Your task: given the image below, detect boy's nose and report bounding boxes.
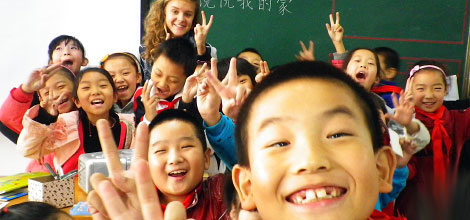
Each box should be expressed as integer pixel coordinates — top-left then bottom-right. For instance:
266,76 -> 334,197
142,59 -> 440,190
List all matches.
290,141 -> 331,175
167,149 -> 184,165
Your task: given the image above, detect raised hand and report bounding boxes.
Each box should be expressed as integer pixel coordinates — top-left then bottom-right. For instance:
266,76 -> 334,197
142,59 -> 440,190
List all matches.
295,40 -> 315,61
39,88 -> 59,116
325,12 -> 345,54
396,139 -> 417,168
87,120 -> 188,220
194,11 -> 214,56
386,77 -> 415,129
254,61 -> 270,83
21,63 -> 62,94
205,58 -> 250,121
196,59 -> 222,126
141,80 -> 159,122
182,63 -> 207,103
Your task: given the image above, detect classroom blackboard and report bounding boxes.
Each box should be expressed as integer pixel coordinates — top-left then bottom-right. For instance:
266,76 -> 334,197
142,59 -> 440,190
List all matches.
143,0 -> 469,96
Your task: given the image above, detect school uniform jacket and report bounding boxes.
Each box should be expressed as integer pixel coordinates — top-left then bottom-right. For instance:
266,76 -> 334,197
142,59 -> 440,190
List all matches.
17,106 -> 135,173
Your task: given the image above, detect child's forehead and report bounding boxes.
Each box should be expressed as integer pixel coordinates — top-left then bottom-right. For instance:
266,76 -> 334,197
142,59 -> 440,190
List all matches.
55,39 -> 78,48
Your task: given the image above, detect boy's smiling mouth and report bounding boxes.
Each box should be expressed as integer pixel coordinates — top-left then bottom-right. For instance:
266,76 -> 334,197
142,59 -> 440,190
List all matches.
62,59 -> 74,69
287,186 -> 346,205
168,169 -> 187,177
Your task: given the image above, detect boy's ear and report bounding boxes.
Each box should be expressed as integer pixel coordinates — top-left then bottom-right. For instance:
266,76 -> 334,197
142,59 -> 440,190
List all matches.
81,58 -> 89,66
375,146 -> 396,193
232,165 -> 256,211
203,148 -> 211,170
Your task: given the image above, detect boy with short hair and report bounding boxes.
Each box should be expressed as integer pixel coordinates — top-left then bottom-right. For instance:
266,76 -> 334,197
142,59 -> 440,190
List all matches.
231,61 -> 406,219
87,109 -> 230,220
135,38 -> 200,124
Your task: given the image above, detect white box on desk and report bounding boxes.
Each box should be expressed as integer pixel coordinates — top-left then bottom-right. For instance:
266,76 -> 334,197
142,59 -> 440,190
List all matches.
28,175 -> 74,208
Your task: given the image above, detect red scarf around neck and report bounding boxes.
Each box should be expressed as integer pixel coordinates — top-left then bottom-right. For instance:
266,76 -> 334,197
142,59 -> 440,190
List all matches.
415,106 -> 452,195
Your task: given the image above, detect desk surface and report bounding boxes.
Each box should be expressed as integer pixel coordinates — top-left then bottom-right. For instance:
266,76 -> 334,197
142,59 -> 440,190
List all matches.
7,177 -> 91,220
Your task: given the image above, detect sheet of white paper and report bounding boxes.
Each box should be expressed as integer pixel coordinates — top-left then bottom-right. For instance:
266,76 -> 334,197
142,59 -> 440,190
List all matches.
388,128 -> 403,157
444,75 -> 459,101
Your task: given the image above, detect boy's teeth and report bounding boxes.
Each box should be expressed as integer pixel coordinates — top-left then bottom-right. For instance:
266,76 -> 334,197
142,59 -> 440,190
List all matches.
315,188 -> 327,199
288,187 -> 344,205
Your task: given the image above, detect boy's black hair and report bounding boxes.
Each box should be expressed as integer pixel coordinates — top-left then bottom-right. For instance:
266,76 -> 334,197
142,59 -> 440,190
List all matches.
0,201 -> 70,220
73,67 -> 116,100
148,109 -> 207,151
374,47 -> 400,69
152,38 -> 197,77
342,48 -> 381,80
235,61 -> 384,167
48,35 -> 86,60
216,57 -> 257,86
236,48 -> 263,60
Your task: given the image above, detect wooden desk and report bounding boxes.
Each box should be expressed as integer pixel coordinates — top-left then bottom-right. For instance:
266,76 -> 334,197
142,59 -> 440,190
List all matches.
7,177 -> 91,220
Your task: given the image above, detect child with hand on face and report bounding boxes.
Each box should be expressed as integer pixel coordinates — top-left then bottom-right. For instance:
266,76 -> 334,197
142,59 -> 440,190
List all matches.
17,68 -> 134,174
140,0 -> 216,81
100,52 -> 143,114
0,35 -> 88,143
87,109 -> 230,220
395,61 -> 470,220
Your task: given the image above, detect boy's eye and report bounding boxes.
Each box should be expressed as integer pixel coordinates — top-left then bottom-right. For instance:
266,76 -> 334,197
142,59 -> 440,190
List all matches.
81,86 -> 90,90
416,87 -> 424,92
154,149 -> 166,154
55,47 -> 62,51
71,46 -> 78,50
327,132 -> 350,139
123,72 -> 130,76
182,145 -> 193,149
100,84 -> 109,88
368,62 -> 375,65
240,79 -> 247,84
269,141 -> 290,148
58,85 -> 65,89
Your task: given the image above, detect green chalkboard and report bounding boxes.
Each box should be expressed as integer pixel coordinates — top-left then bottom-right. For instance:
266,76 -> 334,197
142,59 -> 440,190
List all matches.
198,0 -> 469,95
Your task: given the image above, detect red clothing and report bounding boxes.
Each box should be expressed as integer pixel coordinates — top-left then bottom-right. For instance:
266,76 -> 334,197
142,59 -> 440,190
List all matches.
396,107 -> 470,219
160,174 -> 229,220
0,86 -> 34,135
369,209 -> 407,220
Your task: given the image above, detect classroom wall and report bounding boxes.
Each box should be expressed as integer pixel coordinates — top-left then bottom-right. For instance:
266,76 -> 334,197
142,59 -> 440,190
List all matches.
0,0 -> 141,175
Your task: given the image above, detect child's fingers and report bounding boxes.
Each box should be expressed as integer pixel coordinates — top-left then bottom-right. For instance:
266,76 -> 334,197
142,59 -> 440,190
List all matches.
329,13 -> 334,25
87,189 -> 109,220
391,93 -> 400,108
133,159 -> 164,220
227,57 -> 238,87
299,41 -> 307,52
97,180 -> 133,220
335,11 -> 340,24
325,23 -> 331,32
206,15 -> 214,30
205,69 -> 225,96
163,202 -> 187,220
309,41 -> 314,52
96,119 -> 125,176
201,11 -> 206,25
133,121 -> 150,162
43,62 -> 63,74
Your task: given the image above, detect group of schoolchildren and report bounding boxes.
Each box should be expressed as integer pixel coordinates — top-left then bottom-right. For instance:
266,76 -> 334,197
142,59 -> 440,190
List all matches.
0,1 -> 469,220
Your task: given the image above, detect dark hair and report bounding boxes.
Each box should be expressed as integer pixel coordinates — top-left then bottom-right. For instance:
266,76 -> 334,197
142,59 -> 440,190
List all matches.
236,48 -> 263,61
99,52 -> 143,75
48,35 -> 86,61
235,61 -> 384,167
374,47 -> 400,69
342,48 -> 381,81
0,201 -> 71,220
216,58 -> 257,86
148,109 -> 207,151
410,60 -> 449,89
152,38 -> 197,77
73,67 -> 116,100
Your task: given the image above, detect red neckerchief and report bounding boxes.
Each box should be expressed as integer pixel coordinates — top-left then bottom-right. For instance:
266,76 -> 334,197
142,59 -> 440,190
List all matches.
369,209 -> 407,220
371,85 -> 402,95
160,181 -> 203,213
157,97 -> 181,114
415,106 -> 452,195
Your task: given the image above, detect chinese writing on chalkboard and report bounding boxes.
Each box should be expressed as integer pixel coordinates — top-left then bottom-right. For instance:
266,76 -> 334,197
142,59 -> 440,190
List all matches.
201,0 -> 293,15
